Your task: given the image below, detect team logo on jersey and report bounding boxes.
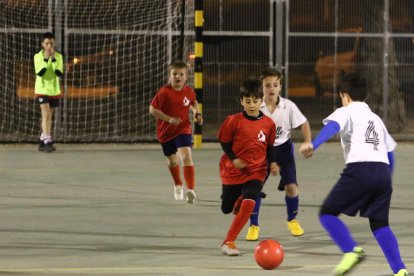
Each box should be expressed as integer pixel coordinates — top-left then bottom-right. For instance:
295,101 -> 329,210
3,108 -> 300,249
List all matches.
258,130 -> 266,143
365,121 -> 379,151
183,97 -> 190,106
276,126 -> 282,139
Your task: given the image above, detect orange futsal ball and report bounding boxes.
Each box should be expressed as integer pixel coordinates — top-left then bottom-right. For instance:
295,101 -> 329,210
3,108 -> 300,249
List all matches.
254,239 -> 284,270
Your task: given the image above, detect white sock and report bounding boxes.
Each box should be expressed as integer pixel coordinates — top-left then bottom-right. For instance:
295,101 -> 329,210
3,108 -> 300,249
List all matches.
44,136 -> 52,144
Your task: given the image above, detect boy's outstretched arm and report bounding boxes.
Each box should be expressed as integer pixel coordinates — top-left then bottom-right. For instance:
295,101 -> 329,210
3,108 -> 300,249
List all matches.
300,120 -> 312,143
300,121 -> 340,158
312,120 -> 340,149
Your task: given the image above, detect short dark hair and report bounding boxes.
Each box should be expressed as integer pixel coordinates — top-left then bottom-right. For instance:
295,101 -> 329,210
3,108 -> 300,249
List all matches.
259,67 -> 283,83
240,79 -> 263,100
42,32 -> 54,41
339,73 -> 367,101
168,60 -> 188,73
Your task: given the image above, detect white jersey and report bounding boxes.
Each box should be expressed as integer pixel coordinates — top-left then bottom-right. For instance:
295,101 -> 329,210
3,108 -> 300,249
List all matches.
260,96 -> 307,146
323,102 -> 397,164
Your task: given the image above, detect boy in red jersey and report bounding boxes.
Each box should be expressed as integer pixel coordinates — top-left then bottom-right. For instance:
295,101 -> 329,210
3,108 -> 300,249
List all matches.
218,79 -> 279,256
149,61 -> 203,204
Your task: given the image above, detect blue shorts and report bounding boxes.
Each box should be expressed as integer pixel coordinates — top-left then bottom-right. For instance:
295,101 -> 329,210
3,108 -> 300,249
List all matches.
265,140 -> 297,191
323,162 -> 392,221
161,134 -> 192,156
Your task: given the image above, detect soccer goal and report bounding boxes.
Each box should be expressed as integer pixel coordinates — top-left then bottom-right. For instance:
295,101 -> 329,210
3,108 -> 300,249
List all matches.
0,0 -> 194,142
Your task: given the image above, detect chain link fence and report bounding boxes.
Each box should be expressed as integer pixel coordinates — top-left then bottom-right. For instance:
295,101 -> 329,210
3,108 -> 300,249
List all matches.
1,0 -> 413,142
203,0 -> 414,140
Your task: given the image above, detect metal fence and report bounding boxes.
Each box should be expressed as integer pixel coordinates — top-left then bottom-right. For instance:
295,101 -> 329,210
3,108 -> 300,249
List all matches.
1,0 -> 413,142
203,0 -> 414,140
0,0 -> 194,142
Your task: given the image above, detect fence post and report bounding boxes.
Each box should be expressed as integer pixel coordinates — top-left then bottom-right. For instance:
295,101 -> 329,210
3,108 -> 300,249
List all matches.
193,0 -> 203,148
382,0 -> 390,124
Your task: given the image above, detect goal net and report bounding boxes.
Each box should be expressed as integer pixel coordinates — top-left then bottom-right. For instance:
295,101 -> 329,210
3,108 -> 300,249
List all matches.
0,0 -> 194,142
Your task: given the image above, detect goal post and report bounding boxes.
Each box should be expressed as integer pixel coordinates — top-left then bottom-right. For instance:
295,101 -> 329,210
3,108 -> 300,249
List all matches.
193,0 -> 203,149
0,0 -> 194,142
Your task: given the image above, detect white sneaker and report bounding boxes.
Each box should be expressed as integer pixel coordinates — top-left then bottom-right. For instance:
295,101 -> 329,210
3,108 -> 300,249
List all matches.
186,189 -> 196,204
221,241 -> 240,256
174,185 -> 183,200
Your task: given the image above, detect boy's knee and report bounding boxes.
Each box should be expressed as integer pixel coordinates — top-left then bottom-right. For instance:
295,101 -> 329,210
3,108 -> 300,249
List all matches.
319,205 -> 340,217
181,156 -> 193,165
168,161 -> 179,167
167,158 -> 179,168
369,218 -> 389,232
221,203 -> 233,214
167,156 -> 179,167
243,190 -> 260,200
179,151 -> 193,165
285,183 -> 298,196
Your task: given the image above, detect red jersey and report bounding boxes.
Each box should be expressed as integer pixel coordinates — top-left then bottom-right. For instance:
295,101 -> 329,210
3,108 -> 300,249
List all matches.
218,111 -> 276,185
151,85 -> 196,143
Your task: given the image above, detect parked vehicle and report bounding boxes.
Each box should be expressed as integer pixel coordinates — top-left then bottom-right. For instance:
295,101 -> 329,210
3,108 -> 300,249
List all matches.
314,28 -> 414,97
314,28 -> 360,96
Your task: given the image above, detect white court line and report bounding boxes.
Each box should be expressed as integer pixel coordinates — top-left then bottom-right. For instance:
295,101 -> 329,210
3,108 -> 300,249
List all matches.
0,263 -> 412,273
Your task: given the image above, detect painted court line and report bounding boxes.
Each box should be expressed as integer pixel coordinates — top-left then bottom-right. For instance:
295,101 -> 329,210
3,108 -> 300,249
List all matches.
1,262 -> 411,273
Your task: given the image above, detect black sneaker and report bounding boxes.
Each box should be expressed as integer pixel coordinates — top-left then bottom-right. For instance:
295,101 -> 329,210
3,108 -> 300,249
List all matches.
39,141 -> 46,152
44,142 -> 56,153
